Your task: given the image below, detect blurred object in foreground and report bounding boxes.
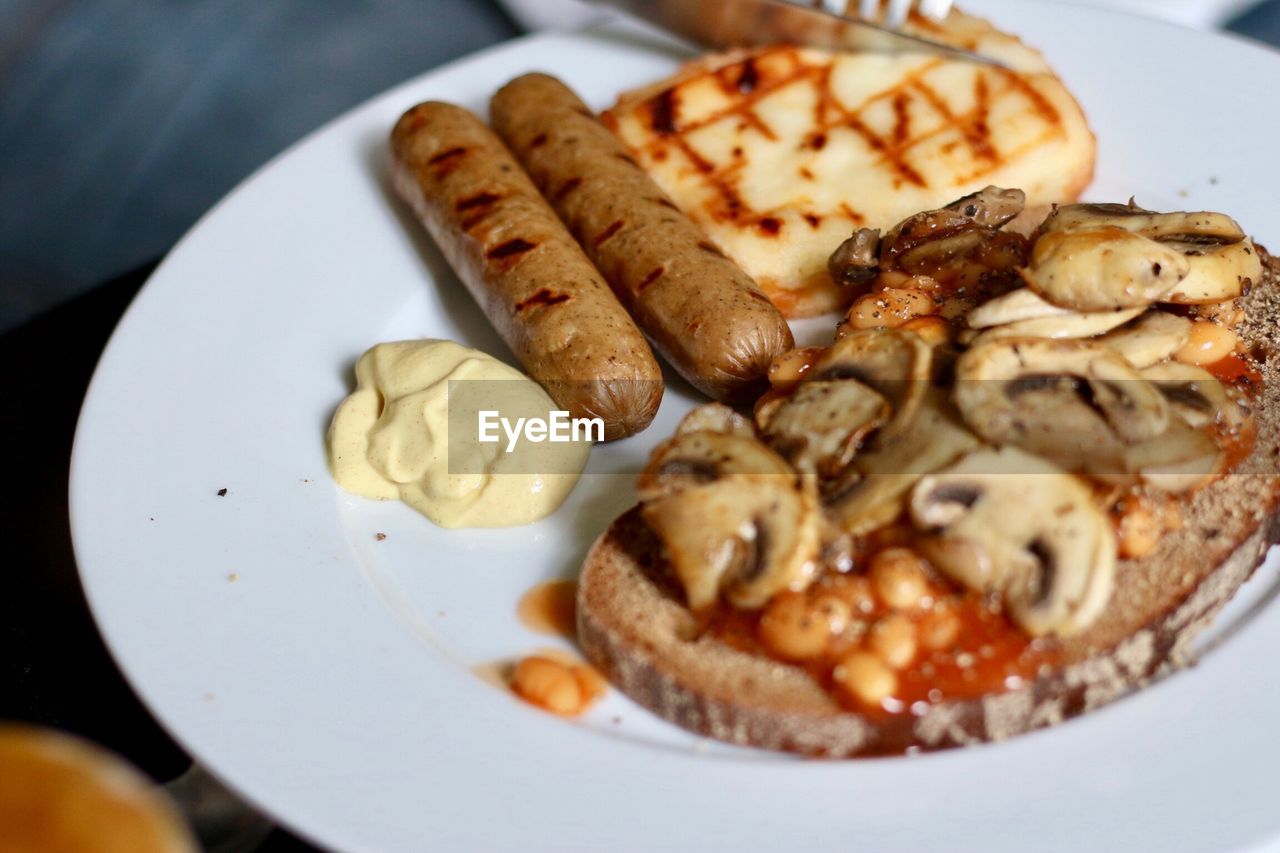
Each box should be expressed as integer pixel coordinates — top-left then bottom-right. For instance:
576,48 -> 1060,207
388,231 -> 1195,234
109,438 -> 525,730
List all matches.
0,723 -> 197,853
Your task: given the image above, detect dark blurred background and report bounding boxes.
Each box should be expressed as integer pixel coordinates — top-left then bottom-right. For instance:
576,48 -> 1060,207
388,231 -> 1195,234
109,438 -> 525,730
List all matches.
0,0 -> 520,331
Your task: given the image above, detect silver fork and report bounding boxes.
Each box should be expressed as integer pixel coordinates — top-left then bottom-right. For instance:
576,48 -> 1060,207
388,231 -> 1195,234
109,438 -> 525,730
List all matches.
820,0 -> 956,29
588,0 -> 996,67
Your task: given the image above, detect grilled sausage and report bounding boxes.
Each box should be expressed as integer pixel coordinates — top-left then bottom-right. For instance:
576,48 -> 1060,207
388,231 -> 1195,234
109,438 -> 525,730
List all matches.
390,101 -> 662,440
491,73 -> 794,404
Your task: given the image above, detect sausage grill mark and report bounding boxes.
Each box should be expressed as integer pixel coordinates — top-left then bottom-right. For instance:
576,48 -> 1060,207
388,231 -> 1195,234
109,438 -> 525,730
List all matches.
457,191 -> 503,230
655,197 -> 679,211
530,132 -> 548,148
637,266 -> 666,292
555,176 -> 583,201
595,219 -> 625,247
697,240 -> 726,257
515,288 -> 572,311
487,238 -> 538,263
427,146 -> 467,177
456,191 -> 502,212
402,111 -> 428,133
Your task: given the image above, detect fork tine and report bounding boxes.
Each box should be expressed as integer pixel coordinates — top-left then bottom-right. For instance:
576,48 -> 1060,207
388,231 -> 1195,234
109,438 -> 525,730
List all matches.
917,0 -> 954,20
858,0 -> 880,22
884,0 -> 911,27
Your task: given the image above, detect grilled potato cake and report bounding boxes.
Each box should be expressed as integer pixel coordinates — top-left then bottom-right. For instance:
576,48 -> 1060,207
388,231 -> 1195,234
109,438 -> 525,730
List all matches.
603,10 -> 1095,317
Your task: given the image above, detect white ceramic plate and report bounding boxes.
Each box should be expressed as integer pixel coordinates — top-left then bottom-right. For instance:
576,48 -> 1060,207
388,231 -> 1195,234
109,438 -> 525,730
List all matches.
71,3 -> 1280,850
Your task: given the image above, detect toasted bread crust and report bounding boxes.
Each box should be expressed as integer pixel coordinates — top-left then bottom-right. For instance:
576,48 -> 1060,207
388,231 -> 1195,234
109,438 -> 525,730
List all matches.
577,255 -> 1280,757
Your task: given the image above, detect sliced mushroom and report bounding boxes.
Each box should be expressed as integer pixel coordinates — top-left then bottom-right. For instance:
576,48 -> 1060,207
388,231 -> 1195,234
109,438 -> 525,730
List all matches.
968,306 -> 1144,347
1099,311 -> 1193,368
825,388 -> 980,536
909,447 -> 1116,637
1040,204 -> 1245,243
828,228 -> 882,287
954,337 -> 1170,473
673,402 -> 756,439
1035,203 -> 1262,304
945,186 -> 1026,228
808,329 -> 933,443
638,415 -> 820,610
1022,227 -> 1189,311
1164,239 -> 1262,304
757,379 -> 890,478
880,208 -> 981,265
966,288 -> 1072,329
1120,419 -> 1222,493
1141,362 -> 1237,428
639,421 -> 796,495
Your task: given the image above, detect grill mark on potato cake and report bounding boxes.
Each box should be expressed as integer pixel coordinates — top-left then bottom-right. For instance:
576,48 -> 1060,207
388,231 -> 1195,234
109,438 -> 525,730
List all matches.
610,47 -> 1067,226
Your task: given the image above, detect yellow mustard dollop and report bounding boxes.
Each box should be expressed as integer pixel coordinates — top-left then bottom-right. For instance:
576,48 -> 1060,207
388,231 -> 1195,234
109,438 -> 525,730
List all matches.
326,340 -> 589,528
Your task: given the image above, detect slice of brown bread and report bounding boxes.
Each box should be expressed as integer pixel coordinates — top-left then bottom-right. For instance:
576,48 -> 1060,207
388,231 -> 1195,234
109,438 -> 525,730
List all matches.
577,255 -> 1280,757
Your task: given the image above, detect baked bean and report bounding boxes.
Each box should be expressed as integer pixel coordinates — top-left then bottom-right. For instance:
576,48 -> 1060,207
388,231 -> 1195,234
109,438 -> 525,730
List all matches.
825,574 -> 877,616
867,524 -> 914,550
834,650 -> 898,706
1174,320 -> 1238,366
874,271 -> 942,292
813,595 -> 853,636
869,548 -> 932,610
869,614 -> 918,669
844,288 -> 936,331
874,270 -> 914,290
572,664 -> 607,705
908,274 -> 943,293
511,656 -> 584,716
900,315 -> 951,346
759,592 -> 841,661
918,603 -> 961,650
767,346 -> 826,389
1194,298 -> 1244,327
